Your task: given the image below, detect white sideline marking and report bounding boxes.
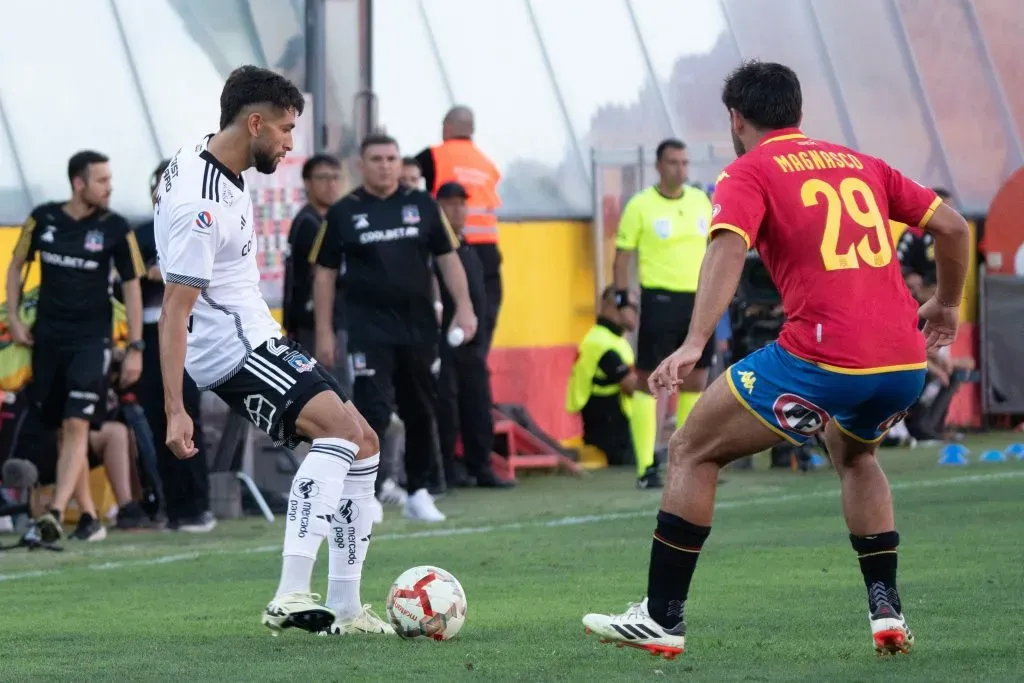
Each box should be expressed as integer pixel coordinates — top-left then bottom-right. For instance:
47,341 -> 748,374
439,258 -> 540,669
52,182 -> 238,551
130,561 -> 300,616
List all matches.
1,470 -> 1021,584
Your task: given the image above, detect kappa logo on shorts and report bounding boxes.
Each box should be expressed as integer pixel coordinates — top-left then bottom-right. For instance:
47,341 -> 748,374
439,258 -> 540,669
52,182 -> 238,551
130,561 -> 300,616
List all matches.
878,410 -> 909,432
772,393 -> 829,435
292,478 -> 319,500
348,352 -> 376,378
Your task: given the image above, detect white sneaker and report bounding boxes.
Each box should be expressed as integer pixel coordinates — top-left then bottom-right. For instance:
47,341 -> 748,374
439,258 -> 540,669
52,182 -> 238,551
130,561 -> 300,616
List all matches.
366,495 -> 384,524
582,599 -> 685,660
318,604 -> 395,635
262,592 -> 335,635
403,488 -> 446,522
870,601 -> 914,655
378,478 -> 408,506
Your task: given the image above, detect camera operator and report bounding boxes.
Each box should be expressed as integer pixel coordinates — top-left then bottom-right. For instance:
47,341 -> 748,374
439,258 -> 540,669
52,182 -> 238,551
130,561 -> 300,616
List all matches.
311,134 -> 478,523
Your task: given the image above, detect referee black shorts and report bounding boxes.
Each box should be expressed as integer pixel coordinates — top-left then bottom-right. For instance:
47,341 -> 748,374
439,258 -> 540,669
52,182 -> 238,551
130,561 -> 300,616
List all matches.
213,336 -> 350,449
636,288 -> 715,373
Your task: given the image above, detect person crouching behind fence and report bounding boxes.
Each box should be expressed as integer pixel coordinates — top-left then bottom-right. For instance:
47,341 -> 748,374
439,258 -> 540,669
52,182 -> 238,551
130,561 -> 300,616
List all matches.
566,286 -> 641,471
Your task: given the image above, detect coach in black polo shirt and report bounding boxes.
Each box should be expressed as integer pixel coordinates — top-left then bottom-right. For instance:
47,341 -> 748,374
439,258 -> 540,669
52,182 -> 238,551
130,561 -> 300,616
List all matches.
311,133 -> 477,523
4,150 -> 144,542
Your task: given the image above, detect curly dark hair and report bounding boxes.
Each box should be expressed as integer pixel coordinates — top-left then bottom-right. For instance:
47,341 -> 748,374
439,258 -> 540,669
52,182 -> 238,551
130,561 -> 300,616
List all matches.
219,65 -> 305,130
722,60 -> 802,130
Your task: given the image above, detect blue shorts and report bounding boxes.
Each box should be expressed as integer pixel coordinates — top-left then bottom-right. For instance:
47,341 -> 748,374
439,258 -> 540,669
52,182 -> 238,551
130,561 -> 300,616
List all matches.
726,343 -> 926,444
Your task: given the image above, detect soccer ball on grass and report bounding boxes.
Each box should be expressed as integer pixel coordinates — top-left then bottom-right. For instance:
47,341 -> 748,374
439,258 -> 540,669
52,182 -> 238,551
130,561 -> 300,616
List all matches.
385,565 -> 467,640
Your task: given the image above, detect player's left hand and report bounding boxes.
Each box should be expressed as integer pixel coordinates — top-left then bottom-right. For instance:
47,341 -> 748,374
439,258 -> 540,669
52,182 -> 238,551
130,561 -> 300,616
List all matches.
120,348 -> 143,388
918,296 -> 959,350
648,341 -> 704,400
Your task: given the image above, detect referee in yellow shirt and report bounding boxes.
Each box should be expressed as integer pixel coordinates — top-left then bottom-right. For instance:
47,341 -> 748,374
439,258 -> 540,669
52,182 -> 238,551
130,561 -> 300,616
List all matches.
613,138 -> 713,489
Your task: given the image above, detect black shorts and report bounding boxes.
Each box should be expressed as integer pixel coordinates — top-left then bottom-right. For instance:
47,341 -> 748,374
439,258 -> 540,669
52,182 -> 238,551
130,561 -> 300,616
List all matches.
636,289 -> 715,372
212,337 -> 348,448
31,339 -> 110,429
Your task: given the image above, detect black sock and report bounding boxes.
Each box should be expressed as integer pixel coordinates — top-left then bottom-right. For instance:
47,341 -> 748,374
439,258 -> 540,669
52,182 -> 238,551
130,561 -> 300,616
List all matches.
647,511 -> 711,629
48,508 -> 62,524
850,531 -> 901,614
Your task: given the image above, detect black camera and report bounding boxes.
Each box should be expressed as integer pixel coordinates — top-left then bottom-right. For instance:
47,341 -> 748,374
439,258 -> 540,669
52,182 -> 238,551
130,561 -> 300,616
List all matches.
731,251 -> 784,361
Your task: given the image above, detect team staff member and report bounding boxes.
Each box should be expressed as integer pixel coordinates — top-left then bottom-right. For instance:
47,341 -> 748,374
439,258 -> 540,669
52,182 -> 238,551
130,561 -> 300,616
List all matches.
5,150 -> 145,542
566,286 -> 640,468
401,157 -> 423,190
433,182 -> 514,489
282,154 -> 349,390
311,134 -> 478,523
613,139 -> 713,489
416,106 -> 503,353
134,159 -> 213,532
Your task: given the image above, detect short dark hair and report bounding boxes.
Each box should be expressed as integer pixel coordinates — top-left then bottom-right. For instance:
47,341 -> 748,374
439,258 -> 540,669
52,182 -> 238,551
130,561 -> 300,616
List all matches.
68,150 -> 109,184
301,154 -> 341,180
655,139 -> 686,162
219,65 -> 305,130
402,156 -> 420,169
150,158 -> 171,193
722,60 -> 802,130
932,187 -> 952,201
360,133 -> 399,155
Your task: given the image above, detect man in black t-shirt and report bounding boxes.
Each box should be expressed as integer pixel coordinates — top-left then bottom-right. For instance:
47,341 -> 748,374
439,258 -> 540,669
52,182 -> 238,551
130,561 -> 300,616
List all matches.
311,134 -> 477,523
4,150 -> 144,542
433,183 -> 513,489
133,159 -> 213,532
282,154 -> 349,391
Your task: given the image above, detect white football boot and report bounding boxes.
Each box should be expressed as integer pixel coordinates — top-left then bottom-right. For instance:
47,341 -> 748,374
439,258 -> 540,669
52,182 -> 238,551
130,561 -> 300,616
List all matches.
318,604 -> 395,636
870,600 -> 914,655
262,592 -> 335,635
404,488 -> 446,522
583,599 -> 685,660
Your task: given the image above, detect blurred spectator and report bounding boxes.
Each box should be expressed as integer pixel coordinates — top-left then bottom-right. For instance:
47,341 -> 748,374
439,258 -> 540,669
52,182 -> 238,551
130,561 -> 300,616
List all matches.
434,182 -> 513,489
565,285 -> 639,469
283,154 -> 350,392
134,160 -> 214,533
3,151 -> 145,543
416,106 -> 503,353
311,134 -> 477,522
401,157 -> 423,190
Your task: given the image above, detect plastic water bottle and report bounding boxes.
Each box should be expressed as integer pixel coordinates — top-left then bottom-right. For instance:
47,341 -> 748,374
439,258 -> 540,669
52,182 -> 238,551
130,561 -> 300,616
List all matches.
447,327 -> 465,347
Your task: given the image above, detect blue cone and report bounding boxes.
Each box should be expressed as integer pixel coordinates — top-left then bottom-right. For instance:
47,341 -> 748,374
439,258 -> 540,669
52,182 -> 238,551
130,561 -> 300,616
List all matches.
1004,444 -> 1024,460
938,444 -> 970,466
809,454 -> 828,469
980,449 -> 1007,463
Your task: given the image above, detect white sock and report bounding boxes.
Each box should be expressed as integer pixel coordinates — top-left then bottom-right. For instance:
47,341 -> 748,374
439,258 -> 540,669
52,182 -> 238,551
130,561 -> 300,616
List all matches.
326,453 -> 379,619
275,438 -> 359,598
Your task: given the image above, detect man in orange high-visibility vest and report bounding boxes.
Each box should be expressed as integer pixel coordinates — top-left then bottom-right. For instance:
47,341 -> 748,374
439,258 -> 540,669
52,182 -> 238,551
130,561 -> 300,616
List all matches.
416,106 -> 502,353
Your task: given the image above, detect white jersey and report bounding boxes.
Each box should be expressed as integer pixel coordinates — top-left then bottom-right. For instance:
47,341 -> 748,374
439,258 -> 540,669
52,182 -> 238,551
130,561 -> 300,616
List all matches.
154,135 -> 282,390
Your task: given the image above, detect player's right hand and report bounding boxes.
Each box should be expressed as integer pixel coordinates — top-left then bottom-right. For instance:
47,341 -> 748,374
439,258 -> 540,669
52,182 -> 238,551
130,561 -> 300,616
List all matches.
315,329 -> 337,368
918,297 -> 959,351
166,410 -> 198,459
9,321 -> 32,347
648,342 -> 703,400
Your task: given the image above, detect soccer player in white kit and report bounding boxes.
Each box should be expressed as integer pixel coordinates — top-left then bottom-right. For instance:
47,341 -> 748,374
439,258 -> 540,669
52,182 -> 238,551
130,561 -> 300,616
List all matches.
154,66 -> 392,636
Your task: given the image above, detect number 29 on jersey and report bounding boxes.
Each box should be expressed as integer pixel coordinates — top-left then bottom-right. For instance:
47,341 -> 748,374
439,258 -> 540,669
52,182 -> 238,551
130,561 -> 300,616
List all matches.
802,177 -> 893,271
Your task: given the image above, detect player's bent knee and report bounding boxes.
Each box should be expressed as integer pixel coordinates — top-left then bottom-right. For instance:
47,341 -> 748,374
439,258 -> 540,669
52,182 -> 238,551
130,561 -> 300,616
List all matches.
340,400 -> 380,458
295,390 -> 364,445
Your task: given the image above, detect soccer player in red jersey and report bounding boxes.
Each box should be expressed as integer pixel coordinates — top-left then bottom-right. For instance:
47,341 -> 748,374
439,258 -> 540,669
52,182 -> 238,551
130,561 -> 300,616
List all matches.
583,61 -> 970,658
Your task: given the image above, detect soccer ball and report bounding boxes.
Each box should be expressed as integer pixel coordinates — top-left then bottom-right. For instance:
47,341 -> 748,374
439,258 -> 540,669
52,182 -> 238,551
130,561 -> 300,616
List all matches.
385,565 -> 467,640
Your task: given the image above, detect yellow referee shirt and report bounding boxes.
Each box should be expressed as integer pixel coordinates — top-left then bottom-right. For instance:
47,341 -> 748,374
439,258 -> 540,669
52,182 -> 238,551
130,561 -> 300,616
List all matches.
615,185 -> 713,292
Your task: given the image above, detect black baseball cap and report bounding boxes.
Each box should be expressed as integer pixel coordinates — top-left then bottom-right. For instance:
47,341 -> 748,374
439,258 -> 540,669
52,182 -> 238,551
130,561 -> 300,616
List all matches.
436,182 -> 468,199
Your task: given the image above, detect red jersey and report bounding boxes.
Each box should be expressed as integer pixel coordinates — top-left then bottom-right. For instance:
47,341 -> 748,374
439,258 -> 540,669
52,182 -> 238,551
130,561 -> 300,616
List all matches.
710,128 -> 942,373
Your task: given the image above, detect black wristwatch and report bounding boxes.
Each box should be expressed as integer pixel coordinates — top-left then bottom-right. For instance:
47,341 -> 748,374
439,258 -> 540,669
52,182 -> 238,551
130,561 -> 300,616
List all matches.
127,340 -> 145,353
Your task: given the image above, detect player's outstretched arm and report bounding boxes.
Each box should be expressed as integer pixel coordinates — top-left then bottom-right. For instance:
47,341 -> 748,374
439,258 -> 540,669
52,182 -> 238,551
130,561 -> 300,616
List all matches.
159,284 -> 200,416
683,231 -> 749,349
922,202 -> 970,309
